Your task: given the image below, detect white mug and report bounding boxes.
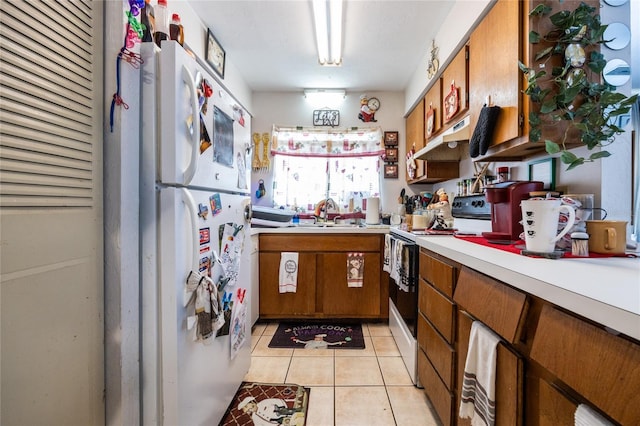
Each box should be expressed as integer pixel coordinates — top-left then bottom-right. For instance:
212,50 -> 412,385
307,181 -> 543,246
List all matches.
521,199 -> 576,253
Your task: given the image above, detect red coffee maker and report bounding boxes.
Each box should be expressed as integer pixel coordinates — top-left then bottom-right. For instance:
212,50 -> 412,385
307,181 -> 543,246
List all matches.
482,181 -> 544,242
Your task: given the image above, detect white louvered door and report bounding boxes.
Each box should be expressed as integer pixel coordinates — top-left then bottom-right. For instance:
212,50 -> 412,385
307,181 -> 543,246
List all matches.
0,1 -> 104,425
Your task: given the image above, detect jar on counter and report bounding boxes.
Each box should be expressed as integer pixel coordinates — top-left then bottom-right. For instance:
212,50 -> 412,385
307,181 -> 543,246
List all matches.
497,167 -> 510,183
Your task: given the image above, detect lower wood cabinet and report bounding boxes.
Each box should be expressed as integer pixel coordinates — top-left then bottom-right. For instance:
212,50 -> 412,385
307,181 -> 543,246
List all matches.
456,310 -> 523,426
418,351 -> 454,426
258,234 -> 387,319
530,304 -> 640,425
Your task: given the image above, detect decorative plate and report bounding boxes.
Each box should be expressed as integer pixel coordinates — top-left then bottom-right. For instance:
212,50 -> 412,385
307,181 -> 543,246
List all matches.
426,104 -> 435,137
444,81 -> 459,122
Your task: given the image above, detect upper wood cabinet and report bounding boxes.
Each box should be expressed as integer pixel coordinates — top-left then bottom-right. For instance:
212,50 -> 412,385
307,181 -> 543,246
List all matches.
424,78 -> 442,142
468,0 -> 521,149
406,99 -> 425,180
440,46 -> 469,126
468,0 -> 599,161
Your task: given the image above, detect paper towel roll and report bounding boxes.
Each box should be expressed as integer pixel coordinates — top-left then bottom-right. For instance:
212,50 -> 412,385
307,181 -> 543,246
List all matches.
366,197 -> 380,224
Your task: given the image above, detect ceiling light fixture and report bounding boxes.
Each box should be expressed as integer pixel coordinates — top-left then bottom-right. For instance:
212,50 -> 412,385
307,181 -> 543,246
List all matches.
312,0 -> 343,66
303,88 -> 346,107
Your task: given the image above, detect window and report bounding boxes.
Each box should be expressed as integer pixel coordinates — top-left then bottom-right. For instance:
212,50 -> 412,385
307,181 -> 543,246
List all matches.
272,155 -> 380,212
270,125 -> 384,212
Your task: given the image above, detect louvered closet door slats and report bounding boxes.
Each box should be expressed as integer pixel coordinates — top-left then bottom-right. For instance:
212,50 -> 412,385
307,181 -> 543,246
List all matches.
0,0 -> 96,209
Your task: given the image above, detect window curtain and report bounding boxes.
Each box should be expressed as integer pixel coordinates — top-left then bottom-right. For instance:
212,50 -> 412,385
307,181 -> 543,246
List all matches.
271,125 -> 384,157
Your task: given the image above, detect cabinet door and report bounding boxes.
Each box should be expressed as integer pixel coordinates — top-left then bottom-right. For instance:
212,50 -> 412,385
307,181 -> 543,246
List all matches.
406,99 -> 425,180
424,78 -> 442,141
320,252 -> 381,317
469,0 -> 521,147
441,46 -> 468,125
457,310 -> 523,426
259,252 -> 316,317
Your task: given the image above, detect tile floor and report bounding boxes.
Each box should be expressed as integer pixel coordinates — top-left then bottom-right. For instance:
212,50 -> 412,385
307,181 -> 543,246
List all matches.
246,322 -> 439,426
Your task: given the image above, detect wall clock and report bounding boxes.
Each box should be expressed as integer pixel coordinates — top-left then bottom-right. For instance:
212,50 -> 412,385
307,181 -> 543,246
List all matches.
367,97 -> 381,112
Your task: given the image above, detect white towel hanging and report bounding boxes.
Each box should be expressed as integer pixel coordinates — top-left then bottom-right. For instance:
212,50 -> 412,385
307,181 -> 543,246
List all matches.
459,321 -> 501,426
279,252 -> 299,293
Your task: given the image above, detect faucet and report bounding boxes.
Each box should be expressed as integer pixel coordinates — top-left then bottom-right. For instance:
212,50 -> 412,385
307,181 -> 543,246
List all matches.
325,198 -> 337,212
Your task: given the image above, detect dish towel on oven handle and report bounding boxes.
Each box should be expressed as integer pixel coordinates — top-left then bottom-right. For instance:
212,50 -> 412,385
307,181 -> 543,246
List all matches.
390,240 -> 410,292
383,234 -> 392,273
459,321 -> 501,426
279,252 -> 299,293
574,404 -> 613,426
347,252 -> 365,287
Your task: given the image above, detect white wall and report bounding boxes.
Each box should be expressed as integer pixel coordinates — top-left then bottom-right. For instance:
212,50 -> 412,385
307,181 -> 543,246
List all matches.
251,91 -> 420,214
170,1 -> 253,112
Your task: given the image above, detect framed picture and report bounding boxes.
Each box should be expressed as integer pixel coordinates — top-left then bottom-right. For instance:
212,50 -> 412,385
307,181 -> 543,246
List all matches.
384,164 -> 398,179
383,131 -> 398,146
206,29 -> 226,79
312,109 -> 340,127
384,148 -> 398,162
528,158 -> 556,190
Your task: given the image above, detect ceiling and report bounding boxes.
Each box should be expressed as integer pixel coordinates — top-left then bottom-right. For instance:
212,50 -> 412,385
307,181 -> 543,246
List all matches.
188,0 -> 456,93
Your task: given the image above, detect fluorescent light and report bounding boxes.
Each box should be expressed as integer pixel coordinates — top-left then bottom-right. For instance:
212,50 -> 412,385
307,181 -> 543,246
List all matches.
329,0 -> 342,65
312,0 -> 343,66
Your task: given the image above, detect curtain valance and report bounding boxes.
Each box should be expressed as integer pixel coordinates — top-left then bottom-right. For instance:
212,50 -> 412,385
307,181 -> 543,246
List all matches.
271,125 -> 384,157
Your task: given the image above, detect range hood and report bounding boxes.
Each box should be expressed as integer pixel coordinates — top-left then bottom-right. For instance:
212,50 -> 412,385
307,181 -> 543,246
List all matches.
414,115 -> 471,160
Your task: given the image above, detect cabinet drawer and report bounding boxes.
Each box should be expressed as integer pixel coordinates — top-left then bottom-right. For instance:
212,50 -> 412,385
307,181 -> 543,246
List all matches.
530,304 -> 640,425
418,313 -> 454,389
453,267 -> 527,343
418,349 -> 453,426
419,249 -> 456,297
259,234 -> 381,252
419,279 -> 455,344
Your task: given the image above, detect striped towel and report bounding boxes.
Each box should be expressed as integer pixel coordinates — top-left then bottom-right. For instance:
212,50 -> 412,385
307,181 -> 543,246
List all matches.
459,321 -> 501,426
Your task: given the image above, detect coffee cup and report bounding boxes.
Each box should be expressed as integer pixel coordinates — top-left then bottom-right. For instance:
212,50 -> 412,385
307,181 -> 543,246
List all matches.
521,199 -> 576,253
586,220 -> 627,254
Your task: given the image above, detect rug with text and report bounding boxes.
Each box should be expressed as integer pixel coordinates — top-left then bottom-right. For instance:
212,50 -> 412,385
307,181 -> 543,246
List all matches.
268,322 -> 365,349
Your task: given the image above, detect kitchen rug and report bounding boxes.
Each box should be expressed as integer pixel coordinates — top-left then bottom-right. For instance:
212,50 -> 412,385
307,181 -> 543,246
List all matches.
219,382 -> 310,426
268,322 -> 365,349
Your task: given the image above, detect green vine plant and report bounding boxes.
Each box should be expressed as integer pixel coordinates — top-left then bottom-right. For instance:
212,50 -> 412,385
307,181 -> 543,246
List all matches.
518,1 -> 637,170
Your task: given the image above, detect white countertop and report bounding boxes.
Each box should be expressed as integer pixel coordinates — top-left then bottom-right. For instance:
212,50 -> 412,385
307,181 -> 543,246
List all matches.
415,234 -> 640,341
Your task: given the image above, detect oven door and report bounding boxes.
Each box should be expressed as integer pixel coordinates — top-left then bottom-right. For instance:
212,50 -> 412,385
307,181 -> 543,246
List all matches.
388,234 -> 418,337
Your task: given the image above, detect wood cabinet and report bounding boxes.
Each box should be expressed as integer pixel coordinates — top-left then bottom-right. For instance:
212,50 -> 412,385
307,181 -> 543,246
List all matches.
415,248 -> 640,425
417,248 -> 459,425
258,234 -> 387,320
529,304 -> 640,425
454,268 -> 526,426
468,0 -> 521,150
406,99 -> 425,180
468,0 -> 599,161
441,46 -> 469,126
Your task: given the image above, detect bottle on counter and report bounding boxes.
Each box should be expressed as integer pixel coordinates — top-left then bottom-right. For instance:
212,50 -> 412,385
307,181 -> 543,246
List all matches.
153,0 -> 170,48
169,13 -> 184,45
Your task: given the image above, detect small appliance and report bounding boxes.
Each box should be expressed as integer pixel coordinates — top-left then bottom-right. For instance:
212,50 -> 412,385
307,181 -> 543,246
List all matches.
482,181 -> 544,242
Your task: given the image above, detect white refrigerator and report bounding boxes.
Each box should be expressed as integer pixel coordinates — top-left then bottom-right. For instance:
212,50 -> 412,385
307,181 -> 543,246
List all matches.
140,41 -> 252,425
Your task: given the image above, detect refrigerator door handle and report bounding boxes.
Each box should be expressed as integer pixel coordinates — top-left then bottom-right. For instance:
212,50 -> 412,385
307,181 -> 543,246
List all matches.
180,188 -> 199,274
181,65 -> 200,186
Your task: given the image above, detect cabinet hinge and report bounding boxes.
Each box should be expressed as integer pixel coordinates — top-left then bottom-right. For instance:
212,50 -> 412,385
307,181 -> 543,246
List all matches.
519,114 -> 524,127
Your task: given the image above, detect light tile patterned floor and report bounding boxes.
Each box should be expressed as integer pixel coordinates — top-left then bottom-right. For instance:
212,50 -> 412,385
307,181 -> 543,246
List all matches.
246,322 -> 439,426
